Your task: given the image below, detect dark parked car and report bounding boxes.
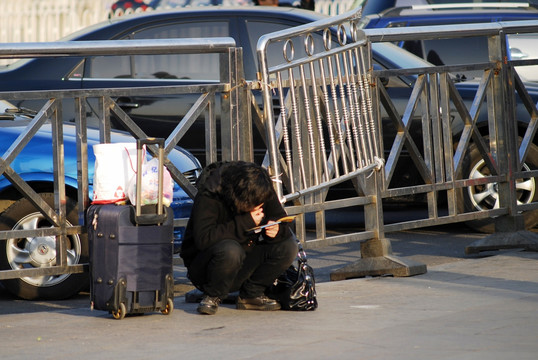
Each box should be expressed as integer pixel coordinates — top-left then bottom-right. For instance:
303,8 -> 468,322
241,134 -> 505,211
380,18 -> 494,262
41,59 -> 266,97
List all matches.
358,1 -> 538,82
0,99 -> 201,300
0,6 -> 537,232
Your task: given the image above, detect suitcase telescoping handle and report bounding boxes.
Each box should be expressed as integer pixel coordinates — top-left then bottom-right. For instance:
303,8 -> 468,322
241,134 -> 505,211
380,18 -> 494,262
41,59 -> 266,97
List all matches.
135,137 -> 167,225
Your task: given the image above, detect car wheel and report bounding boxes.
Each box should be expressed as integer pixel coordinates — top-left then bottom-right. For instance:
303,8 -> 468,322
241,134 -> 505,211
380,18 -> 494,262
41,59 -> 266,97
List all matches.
0,193 -> 88,300
460,137 -> 538,233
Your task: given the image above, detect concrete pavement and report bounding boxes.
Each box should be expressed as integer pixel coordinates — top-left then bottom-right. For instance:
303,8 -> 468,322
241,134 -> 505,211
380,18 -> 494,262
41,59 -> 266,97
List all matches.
0,226 -> 537,360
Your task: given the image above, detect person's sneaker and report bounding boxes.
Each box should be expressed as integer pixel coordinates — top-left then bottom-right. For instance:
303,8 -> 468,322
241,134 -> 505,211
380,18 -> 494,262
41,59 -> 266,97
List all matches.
197,295 -> 221,315
236,295 -> 281,311
186,289 -> 239,304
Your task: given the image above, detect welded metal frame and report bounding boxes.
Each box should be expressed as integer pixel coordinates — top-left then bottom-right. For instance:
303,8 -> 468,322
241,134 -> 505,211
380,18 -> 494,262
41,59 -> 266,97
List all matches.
0,38 -> 245,281
2,13 -> 538,285
256,9 -> 538,249
257,8 -> 386,246
366,20 -> 538,234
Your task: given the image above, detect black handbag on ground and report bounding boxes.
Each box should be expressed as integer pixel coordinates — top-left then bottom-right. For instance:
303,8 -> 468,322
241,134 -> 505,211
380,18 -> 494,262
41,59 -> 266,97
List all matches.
269,237 -> 318,311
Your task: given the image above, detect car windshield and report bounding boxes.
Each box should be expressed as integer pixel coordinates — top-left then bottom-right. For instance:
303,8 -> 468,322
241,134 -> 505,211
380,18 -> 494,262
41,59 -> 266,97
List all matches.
372,41 -> 433,69
371,41 -> 436,86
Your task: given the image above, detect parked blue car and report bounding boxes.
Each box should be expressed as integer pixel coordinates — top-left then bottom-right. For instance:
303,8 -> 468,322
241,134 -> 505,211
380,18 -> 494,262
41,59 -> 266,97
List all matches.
0,100 -> 201,300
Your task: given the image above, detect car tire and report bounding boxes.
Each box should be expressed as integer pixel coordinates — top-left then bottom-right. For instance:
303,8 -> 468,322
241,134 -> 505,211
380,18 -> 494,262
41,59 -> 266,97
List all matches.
0,193 -> 88,300
459,137 -> 538,233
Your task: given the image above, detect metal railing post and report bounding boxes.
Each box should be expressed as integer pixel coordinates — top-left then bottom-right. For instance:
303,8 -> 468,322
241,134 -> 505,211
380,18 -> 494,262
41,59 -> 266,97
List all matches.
233,48 -> 253,162
331,51 -> 427,280
220,47 -> 252,162
465,30 -> 538,253
220,50 -> 233,162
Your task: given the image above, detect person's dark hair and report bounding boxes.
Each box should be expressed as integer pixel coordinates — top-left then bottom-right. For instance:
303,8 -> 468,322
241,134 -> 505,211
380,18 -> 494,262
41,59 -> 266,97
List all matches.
220,161 -> 274,213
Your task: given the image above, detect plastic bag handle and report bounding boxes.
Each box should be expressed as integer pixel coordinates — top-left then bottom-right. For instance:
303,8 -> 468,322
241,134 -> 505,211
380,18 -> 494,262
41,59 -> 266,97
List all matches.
135,137 -> 167,225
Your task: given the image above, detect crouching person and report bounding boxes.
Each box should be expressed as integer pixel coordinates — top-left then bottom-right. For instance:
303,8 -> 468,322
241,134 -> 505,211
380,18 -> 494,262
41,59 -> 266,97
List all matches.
180,161 -> 298,315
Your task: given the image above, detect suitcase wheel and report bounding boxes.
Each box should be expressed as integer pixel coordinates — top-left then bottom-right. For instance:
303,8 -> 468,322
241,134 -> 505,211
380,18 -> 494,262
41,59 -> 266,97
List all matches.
112,303 -> 127,320
161,298 -> 174,315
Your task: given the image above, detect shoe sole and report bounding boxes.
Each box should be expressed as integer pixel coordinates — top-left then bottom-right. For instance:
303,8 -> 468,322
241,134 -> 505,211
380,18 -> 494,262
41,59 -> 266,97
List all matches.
236,303 -> 281,311
197,305 -> 218,315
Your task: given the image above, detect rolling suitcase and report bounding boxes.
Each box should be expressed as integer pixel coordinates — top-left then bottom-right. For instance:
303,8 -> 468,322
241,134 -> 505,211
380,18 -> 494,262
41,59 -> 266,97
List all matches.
88,138 -> 175,319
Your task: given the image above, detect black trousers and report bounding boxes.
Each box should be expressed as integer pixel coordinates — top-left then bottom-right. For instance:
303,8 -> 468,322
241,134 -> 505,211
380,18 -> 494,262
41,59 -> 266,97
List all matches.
187,236 -> 298,299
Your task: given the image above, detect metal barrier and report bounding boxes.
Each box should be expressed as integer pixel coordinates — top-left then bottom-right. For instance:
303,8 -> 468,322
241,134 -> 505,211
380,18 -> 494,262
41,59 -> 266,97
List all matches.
2,8 -> 538,297
256,9 -> 384,243
364,20 -> 538,255
255,9 -> 538,279
255,8 -> 426,278
0,38 -> 248,299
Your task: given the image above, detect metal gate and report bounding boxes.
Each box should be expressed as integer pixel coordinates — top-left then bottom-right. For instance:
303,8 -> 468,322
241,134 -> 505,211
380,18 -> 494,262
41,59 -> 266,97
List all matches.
2,8 -> 538,298
255,9 -> 538,278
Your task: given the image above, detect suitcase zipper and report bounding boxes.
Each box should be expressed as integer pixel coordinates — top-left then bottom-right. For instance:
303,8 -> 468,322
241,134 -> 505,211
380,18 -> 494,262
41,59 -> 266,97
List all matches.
92,213 -> 98,230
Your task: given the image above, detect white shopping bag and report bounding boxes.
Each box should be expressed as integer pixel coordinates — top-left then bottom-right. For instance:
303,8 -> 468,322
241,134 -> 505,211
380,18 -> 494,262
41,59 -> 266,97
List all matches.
92,143 -> 139,204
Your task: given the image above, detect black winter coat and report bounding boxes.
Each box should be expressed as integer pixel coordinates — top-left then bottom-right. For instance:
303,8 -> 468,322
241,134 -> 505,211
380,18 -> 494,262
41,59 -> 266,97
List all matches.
180,162 -> 290,267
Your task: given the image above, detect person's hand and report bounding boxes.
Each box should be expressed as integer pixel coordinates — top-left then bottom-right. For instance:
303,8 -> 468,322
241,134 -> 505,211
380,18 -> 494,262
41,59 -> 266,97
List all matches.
264,220 -> 279,238
250,204 -> 264,226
